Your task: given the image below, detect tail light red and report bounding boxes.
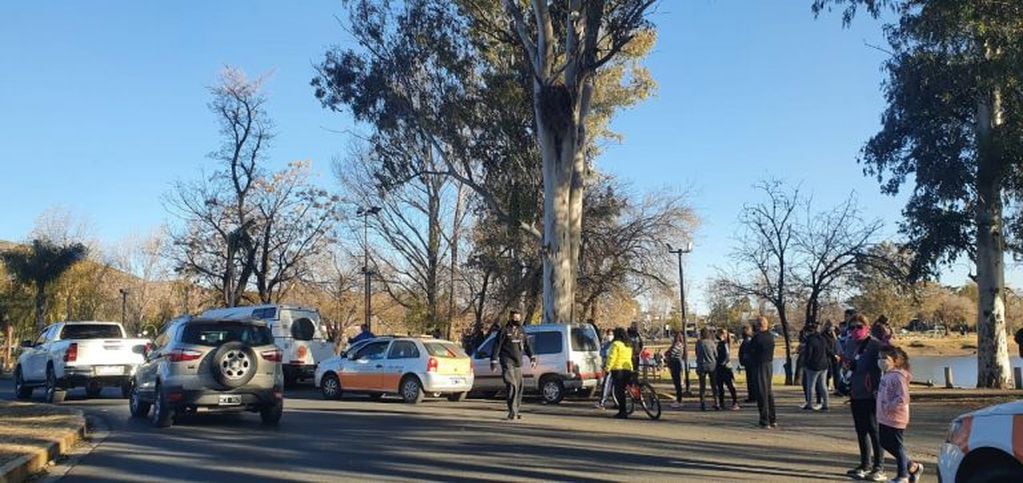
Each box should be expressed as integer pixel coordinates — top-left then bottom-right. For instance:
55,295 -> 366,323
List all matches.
167,349 -> 202,362
261,349 -> 282,362
64,343 -> 78,363
427,357 -> 439,373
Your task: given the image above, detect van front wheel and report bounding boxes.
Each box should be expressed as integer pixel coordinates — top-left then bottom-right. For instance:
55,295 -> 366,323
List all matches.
540,376 -> 564,405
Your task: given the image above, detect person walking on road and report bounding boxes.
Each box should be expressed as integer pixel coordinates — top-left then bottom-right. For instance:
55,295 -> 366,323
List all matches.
877,345 -> 924,483
665,330 -> 687,409
739,324 -> 756,403
695,328 -> 719,411
801,323 -> 832,411
748,316 -> 777,428
715,328 -> 740,410
605,327 -> 634,419
843,314 -> 886,481
490,310 -> 537,421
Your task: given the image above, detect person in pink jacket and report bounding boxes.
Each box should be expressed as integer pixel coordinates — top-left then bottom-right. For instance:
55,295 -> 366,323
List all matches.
876,346 -> 924,483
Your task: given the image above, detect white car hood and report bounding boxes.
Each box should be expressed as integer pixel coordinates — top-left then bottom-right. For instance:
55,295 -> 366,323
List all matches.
965,400 -> 1023,418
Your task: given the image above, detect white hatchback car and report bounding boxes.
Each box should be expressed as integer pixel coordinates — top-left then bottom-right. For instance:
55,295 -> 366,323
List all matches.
314,337 -> 473,404
938,400 -> 1023,483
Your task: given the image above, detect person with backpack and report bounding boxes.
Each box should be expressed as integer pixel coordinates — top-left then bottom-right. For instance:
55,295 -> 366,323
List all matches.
843,314 -> 886,481
695,327 -> 719,411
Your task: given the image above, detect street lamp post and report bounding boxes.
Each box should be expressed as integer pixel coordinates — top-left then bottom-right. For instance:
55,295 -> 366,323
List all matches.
357,206 -> 381,332
668,241 -> 693,394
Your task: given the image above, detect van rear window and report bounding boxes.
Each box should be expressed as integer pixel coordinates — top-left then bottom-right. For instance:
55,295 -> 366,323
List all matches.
530,332 -> 563,355
570,326 -> 599,352
424,342 -> 466,358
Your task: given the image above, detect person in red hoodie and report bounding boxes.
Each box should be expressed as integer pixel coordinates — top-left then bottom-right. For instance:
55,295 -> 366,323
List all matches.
876,345 -> 924,483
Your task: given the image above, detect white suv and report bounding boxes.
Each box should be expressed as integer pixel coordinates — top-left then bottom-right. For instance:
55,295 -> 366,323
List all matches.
939,400 -> 1023,482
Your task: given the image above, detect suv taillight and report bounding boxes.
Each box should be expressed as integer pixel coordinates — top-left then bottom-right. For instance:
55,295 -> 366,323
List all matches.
64,343 -> 78,363
427,357 -> 438,373
261,349 -> 282,362
167,349 -> 202,362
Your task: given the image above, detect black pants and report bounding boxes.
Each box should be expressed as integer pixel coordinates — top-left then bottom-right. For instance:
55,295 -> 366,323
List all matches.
611,370 -> 631,417
851,398 -> 882,470
715,366 -> 738,407
667,359 -> 683,403
752,363 -> 776,425
501,364 -> 524,418
743,364 -> 757,402
697,369 -> 718,408
879,424 -> 911,478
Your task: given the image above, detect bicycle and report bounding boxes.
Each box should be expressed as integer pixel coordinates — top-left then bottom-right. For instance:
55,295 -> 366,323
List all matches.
616,372 -> 661,420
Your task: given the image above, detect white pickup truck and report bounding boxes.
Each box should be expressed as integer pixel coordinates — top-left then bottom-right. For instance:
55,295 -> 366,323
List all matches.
14,321 -> 149,403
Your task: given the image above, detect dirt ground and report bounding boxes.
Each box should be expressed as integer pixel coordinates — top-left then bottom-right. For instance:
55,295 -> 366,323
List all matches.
0,400 -> 84,468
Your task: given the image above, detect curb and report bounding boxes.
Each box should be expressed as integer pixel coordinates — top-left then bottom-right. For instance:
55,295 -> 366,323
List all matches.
0,410 -> 87,483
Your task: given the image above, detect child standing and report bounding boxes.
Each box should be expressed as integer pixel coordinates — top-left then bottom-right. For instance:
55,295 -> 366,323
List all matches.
876,346 -> 924,483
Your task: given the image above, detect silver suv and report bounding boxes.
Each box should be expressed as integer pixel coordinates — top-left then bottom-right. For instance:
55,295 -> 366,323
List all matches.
128,317 -> 283,428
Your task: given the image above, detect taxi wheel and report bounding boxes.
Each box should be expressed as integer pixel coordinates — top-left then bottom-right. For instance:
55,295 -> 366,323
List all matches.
400,376 -> 424,404
320,373 -> 342,400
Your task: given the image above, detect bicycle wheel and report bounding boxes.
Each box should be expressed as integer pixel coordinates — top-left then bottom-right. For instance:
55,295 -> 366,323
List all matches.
639,382 -> 661,420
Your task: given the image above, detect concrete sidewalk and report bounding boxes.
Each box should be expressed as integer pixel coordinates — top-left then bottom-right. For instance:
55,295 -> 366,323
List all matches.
0,401 -> 86,483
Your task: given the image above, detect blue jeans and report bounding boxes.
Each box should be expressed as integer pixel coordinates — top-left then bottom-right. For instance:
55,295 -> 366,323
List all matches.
803,368 -> 829,408
879,424 -> 910,478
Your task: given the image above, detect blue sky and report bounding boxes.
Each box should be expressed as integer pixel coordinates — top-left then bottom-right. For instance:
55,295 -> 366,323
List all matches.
0,1 -> 1008,311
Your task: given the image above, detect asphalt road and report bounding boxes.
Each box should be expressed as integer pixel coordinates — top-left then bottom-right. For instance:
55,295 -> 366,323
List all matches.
2,378 -> 957,482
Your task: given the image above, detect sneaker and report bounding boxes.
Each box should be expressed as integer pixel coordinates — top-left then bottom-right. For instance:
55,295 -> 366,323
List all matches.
812,404 -> 823,411
865,469 -> 887,482
594,401 -> 605,409
908,463 -> 923,483
768,423 -> 778,429
846,467 -> 869,479
730,403 -> 741,410
670,402 -> 683,409
819,406 -> 830,411
713,405 -> 721,411
801,404 -> 812,410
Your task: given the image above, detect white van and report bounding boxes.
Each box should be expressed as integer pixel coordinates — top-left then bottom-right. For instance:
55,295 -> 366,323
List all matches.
199,305 -> 334,386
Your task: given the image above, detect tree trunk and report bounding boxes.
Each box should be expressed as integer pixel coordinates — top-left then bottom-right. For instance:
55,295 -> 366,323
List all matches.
974,83 -> 1012,388
538,86 -> 583,325
778,304 -> 794,385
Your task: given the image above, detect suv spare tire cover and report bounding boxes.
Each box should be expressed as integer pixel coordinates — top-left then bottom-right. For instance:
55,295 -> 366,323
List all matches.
291,318 -> 316,341
211,341 -> 258,389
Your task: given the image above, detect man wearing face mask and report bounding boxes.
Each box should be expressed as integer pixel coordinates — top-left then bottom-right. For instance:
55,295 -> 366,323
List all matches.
842,314 -> 886,482
490,310 -> 537,420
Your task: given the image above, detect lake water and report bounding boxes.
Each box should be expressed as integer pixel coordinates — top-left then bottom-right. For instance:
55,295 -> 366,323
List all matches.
767,355 -> 1023,388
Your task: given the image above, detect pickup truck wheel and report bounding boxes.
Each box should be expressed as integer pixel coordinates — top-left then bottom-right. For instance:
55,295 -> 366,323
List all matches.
14,367 -> 32,400
45,366 -> 66,404
260,401 -> 283,426
151,384 -> 174,428
129,382 -> 151,418
85,383 -> 103,398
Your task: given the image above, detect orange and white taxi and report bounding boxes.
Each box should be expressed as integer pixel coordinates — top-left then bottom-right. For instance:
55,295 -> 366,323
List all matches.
939,400 -> 1023,482
314,336 -> 473,404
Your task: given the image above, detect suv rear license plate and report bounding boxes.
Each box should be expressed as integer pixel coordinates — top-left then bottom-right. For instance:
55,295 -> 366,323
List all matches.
95,366 -> 124,376
218,395 -> 242,406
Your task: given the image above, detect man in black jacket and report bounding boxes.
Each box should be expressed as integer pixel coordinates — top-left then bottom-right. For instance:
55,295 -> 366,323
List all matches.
738,325 -> 756,403
490,310 -> 537,420
748,316 -> 777,428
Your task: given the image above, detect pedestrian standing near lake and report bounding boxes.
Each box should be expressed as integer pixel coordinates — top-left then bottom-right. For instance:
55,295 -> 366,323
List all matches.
748,316 -> 777,428
739,324 -> 756,403
821,320 -> 838,392
715,328 -> 740,410
605,327 -> 634,419
801,323 -> 831,411
666,330 -> 686,409
843,314 -> 886,481
877,345 -> 924,483
695,328 -> 719,411
490,310 -> 537,421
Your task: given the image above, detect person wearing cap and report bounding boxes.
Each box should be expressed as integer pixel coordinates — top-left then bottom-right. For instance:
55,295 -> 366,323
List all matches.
490,310 -> 536,420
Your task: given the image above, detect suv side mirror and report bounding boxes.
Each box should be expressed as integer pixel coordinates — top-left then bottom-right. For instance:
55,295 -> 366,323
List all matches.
19,340 -> 34,348
132,344 -> 147,356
